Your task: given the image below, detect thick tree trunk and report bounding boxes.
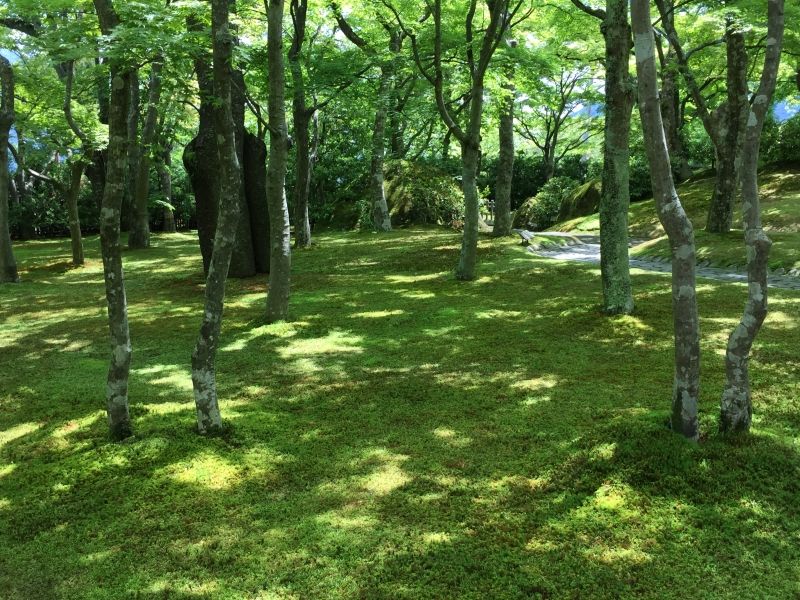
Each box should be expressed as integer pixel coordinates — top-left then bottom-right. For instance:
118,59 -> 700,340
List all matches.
720,0 -> 784,433
66,162 -> 85,266
191,0 -> 245,434
94,0 -> 134,440
599,0 -> 634,315
157,145 -> 175,232
122,70 -> 139,232
493,80 -> 514,237
129,61 -> 163,249
243,132 -> 270,272
0,58 -> 17,283
229,71 -> 257,278
706,27 -> 748,234
633,0 -> 700,440
370,68 -> 392,232
265,0 -> 291,322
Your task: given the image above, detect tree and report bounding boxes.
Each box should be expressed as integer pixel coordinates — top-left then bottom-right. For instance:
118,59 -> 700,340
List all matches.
571,0 -> 635,315
632,0 -> 700,440
0,55 -> 19,284
265,0 -> 292,323
493,38 -> 517,237
393,0 -> 526,280
191,0 -> 246,434
94,0 -> 134,440
720,0 -> 785,434
656,1 -> 749,234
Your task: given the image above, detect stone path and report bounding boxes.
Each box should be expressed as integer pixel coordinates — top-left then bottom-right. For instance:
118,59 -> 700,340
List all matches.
523,231 -> 800,291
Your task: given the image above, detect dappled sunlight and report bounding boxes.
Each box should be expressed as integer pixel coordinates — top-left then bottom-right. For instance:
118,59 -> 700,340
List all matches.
162,452 -> 241,491
278,329 -> 364,358
349,309 -> 405,319
0,422 -> 42,448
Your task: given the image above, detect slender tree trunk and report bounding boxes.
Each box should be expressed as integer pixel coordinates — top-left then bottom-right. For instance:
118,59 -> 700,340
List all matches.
94,0 -> 134,440
493,78 -> 514,237
191,0 -> 245,434
0,57 -> 17,283
289,4 -> 312,248
122,70 -> 139,232
457,136 -> 481,280
633,0 -> 700,440
158,146 -> 175,232
370,68 -> 392,232
12,131 -> 34,240
66,162 -> 85,266
720,0 -> 784,433
265,0 -> 291,322
599,0 -> 634,315
129,61 -> 163,249
706,26 -> 748,234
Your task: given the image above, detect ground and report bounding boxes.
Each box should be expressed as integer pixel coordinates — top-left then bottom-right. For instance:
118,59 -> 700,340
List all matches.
557,165 -> 800,272
1,229 -> 799,599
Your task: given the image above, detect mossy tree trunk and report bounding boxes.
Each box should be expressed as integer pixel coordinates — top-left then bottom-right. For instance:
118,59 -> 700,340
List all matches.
66,162 -> 85,266
599,0 -> 634,314
157,144 -> 176,233
633,0 -> 700,440
129,60 -> 163,249
191,0 -> 245,434
0,56 -> 18,284
720,0 -> 784,434
265,0 -> 292,323
122,69 -> 139,232
94,0 -> 134,440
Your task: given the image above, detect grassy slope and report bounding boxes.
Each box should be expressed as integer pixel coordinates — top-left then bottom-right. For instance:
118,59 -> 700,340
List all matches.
557,165 -> 800,271
1,229 -> 799,599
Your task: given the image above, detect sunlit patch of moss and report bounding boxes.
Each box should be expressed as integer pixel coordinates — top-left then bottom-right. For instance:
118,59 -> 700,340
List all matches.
0,422 -> 42,448
349,309 -> 405,319
279,329 -> 364,357
163,453 -> 242,490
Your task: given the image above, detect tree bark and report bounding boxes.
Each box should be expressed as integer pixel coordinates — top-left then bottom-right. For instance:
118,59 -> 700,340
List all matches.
157,145 -> 175,233
370,67 -> 392,232
122,70 -> 139,232
265,0 -> 291,322
632,0 -> 700,440
0,56 -> 18,283
705,26 -> 748,234
66,161 -> 85,266
720,0 -> 784,433
243,132 -> 270,272
129,61 -> 163,249
289,0 -> 313,247
94,0 -> 134,440
191,0 -> 245,434
599,0 -> 634,315
493,47 -> 515,238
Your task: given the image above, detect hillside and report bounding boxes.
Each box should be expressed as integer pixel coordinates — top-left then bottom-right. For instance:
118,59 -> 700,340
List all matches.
556,165 -> 800,272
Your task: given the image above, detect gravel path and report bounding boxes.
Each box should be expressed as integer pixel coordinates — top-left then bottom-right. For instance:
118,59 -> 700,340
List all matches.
523,231 -> 800,291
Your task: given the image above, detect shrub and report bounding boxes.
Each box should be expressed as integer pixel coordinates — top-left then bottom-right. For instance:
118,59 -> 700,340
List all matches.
384,160 -> 464,227
513,176 -> 578,231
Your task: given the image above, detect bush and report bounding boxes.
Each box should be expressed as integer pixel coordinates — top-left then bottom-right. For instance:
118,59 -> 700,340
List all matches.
776,114 -> 800,164
384,160 -> 464,227
513,176 -> 579,231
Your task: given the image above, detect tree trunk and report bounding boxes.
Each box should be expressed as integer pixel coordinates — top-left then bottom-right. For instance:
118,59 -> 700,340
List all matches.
243,132 -> 270,272
720,0 -> 784,433
122,69 -> 139,232
157,146 -> 175,232
370,67 -> 392,232
66,161 -> 85,266
289,33 -> 312,247
0,57 -> 17,283
94,0 -> 134,440
706,26 -> 748,234
12,131 -> 35,241
457,137 -> 481,280
493,79 -> 514,237
129,61 -> 163,249
191,0 -> 245,434
599,0 -> 634,315
632,0 -> 700,440
265,0 -> 291,322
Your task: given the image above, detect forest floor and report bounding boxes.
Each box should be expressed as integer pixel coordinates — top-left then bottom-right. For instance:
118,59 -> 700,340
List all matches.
557,164 -> 800,273
1,228 -> 799,599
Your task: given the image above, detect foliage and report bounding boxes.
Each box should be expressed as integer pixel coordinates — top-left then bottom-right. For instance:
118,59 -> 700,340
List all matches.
513,176 -> 579,231
384,160 -> 464,227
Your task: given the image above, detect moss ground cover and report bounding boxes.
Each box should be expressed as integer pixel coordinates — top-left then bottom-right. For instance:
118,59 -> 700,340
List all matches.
1,228 -> 798,599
